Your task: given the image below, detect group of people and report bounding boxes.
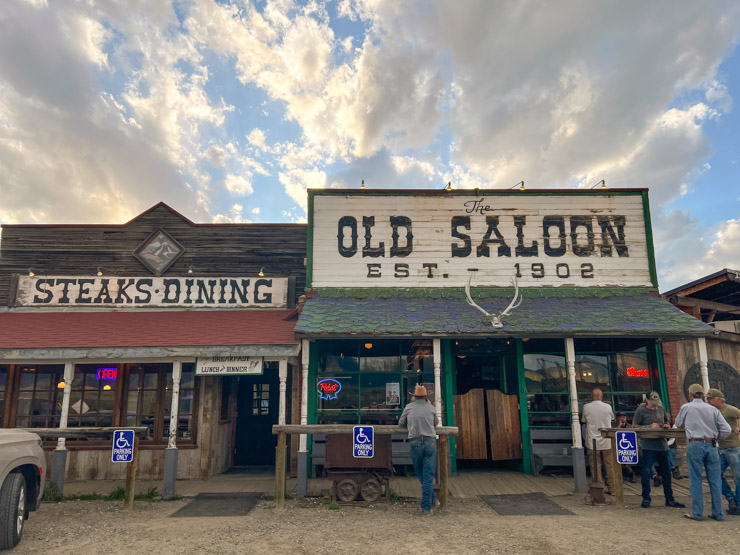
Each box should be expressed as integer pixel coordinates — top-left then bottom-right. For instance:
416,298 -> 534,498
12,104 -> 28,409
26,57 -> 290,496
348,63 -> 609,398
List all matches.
583,385 -> 740,521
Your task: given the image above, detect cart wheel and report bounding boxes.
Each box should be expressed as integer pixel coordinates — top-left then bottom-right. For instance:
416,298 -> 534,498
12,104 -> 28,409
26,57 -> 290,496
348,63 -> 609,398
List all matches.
360,478 -> 382,502
335,478 -> 359,502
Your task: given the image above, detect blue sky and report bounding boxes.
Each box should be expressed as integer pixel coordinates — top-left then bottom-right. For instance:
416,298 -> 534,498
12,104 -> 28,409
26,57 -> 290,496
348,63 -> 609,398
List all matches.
0,0 -> 739,291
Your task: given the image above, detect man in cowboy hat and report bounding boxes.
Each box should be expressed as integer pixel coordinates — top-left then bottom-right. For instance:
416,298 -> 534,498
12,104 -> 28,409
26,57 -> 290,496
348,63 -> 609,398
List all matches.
675,384 -> 732,521
705,388 -> 740,515
399,384 -> 439,516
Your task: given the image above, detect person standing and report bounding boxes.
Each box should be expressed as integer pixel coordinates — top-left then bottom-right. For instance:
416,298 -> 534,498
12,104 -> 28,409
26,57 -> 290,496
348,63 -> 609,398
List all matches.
399,384 -> 439,516
675,384 -> 732,521
582,388 -> 615,493
633,391 -> 684,509
704,388 -> 740,516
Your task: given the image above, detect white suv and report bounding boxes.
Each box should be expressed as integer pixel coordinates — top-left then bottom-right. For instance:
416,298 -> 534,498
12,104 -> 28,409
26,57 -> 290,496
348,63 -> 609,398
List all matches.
0,430 -> 46,550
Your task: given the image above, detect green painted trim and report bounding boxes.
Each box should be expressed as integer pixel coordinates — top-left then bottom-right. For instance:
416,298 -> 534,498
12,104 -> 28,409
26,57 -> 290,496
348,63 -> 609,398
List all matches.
655,341 -> 671,415
308,189 -> 646,198
306,190 -> 315,289
642,190 -> 659,289
516,339 -> 532,474
441,339 -> 457,474
307,341 -> 319,473
311,287 -> 655,299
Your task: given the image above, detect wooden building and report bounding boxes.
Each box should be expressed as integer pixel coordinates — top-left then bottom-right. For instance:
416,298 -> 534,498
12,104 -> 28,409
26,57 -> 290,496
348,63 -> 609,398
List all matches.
294,189 -> 716,489
662,269 -> 740,415
0,203 -> 306,489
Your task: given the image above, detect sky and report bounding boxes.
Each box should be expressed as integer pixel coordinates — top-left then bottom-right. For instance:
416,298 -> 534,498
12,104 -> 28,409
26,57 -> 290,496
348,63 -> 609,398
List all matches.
0,0 -> 739,292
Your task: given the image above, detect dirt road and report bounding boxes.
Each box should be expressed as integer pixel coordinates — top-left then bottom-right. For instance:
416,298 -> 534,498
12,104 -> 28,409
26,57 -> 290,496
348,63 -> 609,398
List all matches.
14,495 -> 740,554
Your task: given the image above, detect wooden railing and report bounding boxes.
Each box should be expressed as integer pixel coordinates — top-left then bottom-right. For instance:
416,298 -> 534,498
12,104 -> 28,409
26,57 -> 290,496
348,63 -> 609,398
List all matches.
272,424 -> 458,510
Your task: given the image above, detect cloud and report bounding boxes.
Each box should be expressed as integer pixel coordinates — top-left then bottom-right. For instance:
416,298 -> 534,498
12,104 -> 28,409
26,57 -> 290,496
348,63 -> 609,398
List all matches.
223,174 -> 253,196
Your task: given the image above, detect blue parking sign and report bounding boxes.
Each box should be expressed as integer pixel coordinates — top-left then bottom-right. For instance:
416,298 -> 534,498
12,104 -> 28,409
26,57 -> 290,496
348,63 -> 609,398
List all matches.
353,426 -> 374,458
616,431 -> 638,464
112,430 -> 135,463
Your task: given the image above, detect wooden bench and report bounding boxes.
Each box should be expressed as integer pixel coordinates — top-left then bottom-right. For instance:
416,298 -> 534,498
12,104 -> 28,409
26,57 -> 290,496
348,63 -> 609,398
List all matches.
530,429 -> 573,476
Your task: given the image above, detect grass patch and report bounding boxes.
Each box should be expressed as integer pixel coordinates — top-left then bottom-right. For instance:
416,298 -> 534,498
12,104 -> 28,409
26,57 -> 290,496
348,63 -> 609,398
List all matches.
261,492 -> 292,501
105,486 -> 125,501
42,484 -> 63,503
387,488 -> 403,503
328,501 -> 341,510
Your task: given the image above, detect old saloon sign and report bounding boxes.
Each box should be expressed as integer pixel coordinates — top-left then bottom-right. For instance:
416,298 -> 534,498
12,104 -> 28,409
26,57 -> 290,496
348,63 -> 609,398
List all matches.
310,191 -> 653,288
14,276 -> 288,308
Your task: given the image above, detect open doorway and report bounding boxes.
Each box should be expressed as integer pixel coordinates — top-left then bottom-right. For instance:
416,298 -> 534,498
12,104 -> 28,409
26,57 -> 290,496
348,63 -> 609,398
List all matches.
453,339 -> 522,466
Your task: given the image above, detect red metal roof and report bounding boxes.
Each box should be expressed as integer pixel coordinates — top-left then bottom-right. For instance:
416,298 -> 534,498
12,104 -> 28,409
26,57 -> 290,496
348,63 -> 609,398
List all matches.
0,310 -> 298,349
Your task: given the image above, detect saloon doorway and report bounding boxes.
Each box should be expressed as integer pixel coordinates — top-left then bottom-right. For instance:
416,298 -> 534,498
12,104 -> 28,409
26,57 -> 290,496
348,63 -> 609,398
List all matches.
453,339 -> 523,466
234,365 -> 280,466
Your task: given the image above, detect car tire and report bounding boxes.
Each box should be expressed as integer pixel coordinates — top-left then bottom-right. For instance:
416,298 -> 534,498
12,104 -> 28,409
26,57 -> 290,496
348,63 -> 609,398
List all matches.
0,472 -> 26,550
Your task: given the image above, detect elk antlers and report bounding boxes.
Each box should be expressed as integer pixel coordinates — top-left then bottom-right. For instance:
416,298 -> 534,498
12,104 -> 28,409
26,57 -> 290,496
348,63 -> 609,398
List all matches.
465,271 -> 522,329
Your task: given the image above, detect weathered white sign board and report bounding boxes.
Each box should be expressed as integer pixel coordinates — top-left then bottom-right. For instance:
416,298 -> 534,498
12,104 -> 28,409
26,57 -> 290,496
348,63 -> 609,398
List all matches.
14,276 -> 288,308
310,193 -> 652,288
195,356 -> 264,375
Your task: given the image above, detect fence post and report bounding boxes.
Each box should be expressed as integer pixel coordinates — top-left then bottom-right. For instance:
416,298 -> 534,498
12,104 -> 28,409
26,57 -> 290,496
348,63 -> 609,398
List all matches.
439,435 -> 449,509
124,435 -> 139,510
276,431 -> 287,510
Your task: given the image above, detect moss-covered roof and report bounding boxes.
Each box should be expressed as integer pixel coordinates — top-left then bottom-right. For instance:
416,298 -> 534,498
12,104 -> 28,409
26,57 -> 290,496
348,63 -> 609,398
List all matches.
295,288 -> 717,338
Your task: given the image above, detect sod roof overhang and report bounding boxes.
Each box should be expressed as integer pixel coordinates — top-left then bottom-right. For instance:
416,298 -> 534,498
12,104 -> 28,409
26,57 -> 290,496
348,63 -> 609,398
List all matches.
295,288 -> 718,339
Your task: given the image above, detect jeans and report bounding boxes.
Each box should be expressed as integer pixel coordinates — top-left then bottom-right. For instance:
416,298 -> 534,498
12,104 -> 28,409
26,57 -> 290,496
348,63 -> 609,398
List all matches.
641,449 -> 674,503
686,442 -> 723,520
410,437 -> 438,513
719,446 -> 740,504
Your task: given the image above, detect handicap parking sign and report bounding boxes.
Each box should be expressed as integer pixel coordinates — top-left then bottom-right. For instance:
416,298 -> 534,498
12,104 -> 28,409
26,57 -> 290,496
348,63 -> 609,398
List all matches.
111,430 -> 135,462
616,431 -> 638,464
353,426 -> 374,458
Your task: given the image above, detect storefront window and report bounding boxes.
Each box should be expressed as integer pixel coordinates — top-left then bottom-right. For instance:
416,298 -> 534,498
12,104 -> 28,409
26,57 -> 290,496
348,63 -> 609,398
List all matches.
525,339 -> 657,429
316,339 -> 436,425
15,365 -> 64,428
67,365 -> 118,427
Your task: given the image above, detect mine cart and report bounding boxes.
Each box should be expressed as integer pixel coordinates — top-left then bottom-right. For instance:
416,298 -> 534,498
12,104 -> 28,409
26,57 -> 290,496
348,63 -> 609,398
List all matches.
325,434 -> 393,502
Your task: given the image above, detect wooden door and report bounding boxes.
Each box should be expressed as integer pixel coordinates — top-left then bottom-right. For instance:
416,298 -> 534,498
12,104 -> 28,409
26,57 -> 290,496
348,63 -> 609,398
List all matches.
234,372 -> 279,466
453,388 -> 487,459
487,389 -> 523,460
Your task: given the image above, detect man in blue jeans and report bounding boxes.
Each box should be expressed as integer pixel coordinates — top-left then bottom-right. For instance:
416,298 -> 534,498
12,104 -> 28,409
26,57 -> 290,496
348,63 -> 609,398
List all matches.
399,384 -> 439,516
675,383 -> 732,521
705,388 -> 740,515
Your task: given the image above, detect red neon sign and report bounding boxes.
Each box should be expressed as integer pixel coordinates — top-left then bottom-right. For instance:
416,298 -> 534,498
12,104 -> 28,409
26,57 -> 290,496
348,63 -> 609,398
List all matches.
626,367 -> 648,377
97,367 -> 118,380
319,381 -> 339,392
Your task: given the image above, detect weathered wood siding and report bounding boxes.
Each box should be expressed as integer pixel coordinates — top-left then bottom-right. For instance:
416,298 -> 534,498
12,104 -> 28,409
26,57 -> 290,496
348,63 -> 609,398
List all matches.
0,204 -> 307,306
311,193 -> 651,288
670,336 -> 740,404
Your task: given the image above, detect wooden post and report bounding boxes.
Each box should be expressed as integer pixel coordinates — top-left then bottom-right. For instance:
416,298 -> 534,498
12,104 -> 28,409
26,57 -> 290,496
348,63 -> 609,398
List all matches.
439,435 -> 449,509
276,431 -> 287,510
609,431 -> 625,508
124,435 -> 139,510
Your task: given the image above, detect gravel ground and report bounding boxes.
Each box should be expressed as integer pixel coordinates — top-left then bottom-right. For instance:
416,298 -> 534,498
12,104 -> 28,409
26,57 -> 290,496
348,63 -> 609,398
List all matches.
13,494 -> 740,554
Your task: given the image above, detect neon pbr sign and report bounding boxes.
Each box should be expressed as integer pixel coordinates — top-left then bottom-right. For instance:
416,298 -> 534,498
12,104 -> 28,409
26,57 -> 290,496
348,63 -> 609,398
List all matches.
317,378 -> 342,400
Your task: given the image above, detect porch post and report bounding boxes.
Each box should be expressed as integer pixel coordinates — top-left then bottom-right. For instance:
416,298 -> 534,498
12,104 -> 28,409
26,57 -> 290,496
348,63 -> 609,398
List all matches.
698,337 -> 710,391
163,360 -> 182,499
297,339 -> 310,497
278,358 -> 288,426
565,337 -> 587,493
433,338 -> 442,425
51,361 -> 74,495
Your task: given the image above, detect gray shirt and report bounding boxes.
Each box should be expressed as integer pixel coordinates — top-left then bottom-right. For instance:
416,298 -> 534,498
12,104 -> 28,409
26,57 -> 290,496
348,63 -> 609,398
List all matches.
675,399 -> 732,440
399,399 -> 438,439
633,404 -> 670,451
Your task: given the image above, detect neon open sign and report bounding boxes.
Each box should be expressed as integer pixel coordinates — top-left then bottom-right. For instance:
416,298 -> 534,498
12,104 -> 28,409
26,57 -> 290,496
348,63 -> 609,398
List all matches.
97,367 -> 118,380
626,367 -> 648,378
317,378 -> 342,400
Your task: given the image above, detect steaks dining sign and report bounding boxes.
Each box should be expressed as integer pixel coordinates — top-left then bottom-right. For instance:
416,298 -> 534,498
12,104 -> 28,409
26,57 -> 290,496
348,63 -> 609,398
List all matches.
309,191 -> 654,288
14,276 -> 288,308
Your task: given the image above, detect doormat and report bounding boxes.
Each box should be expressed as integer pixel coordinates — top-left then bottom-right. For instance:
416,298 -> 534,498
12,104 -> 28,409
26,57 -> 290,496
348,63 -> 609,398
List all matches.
170,493 -> 262,518
479,492 -> 574,516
